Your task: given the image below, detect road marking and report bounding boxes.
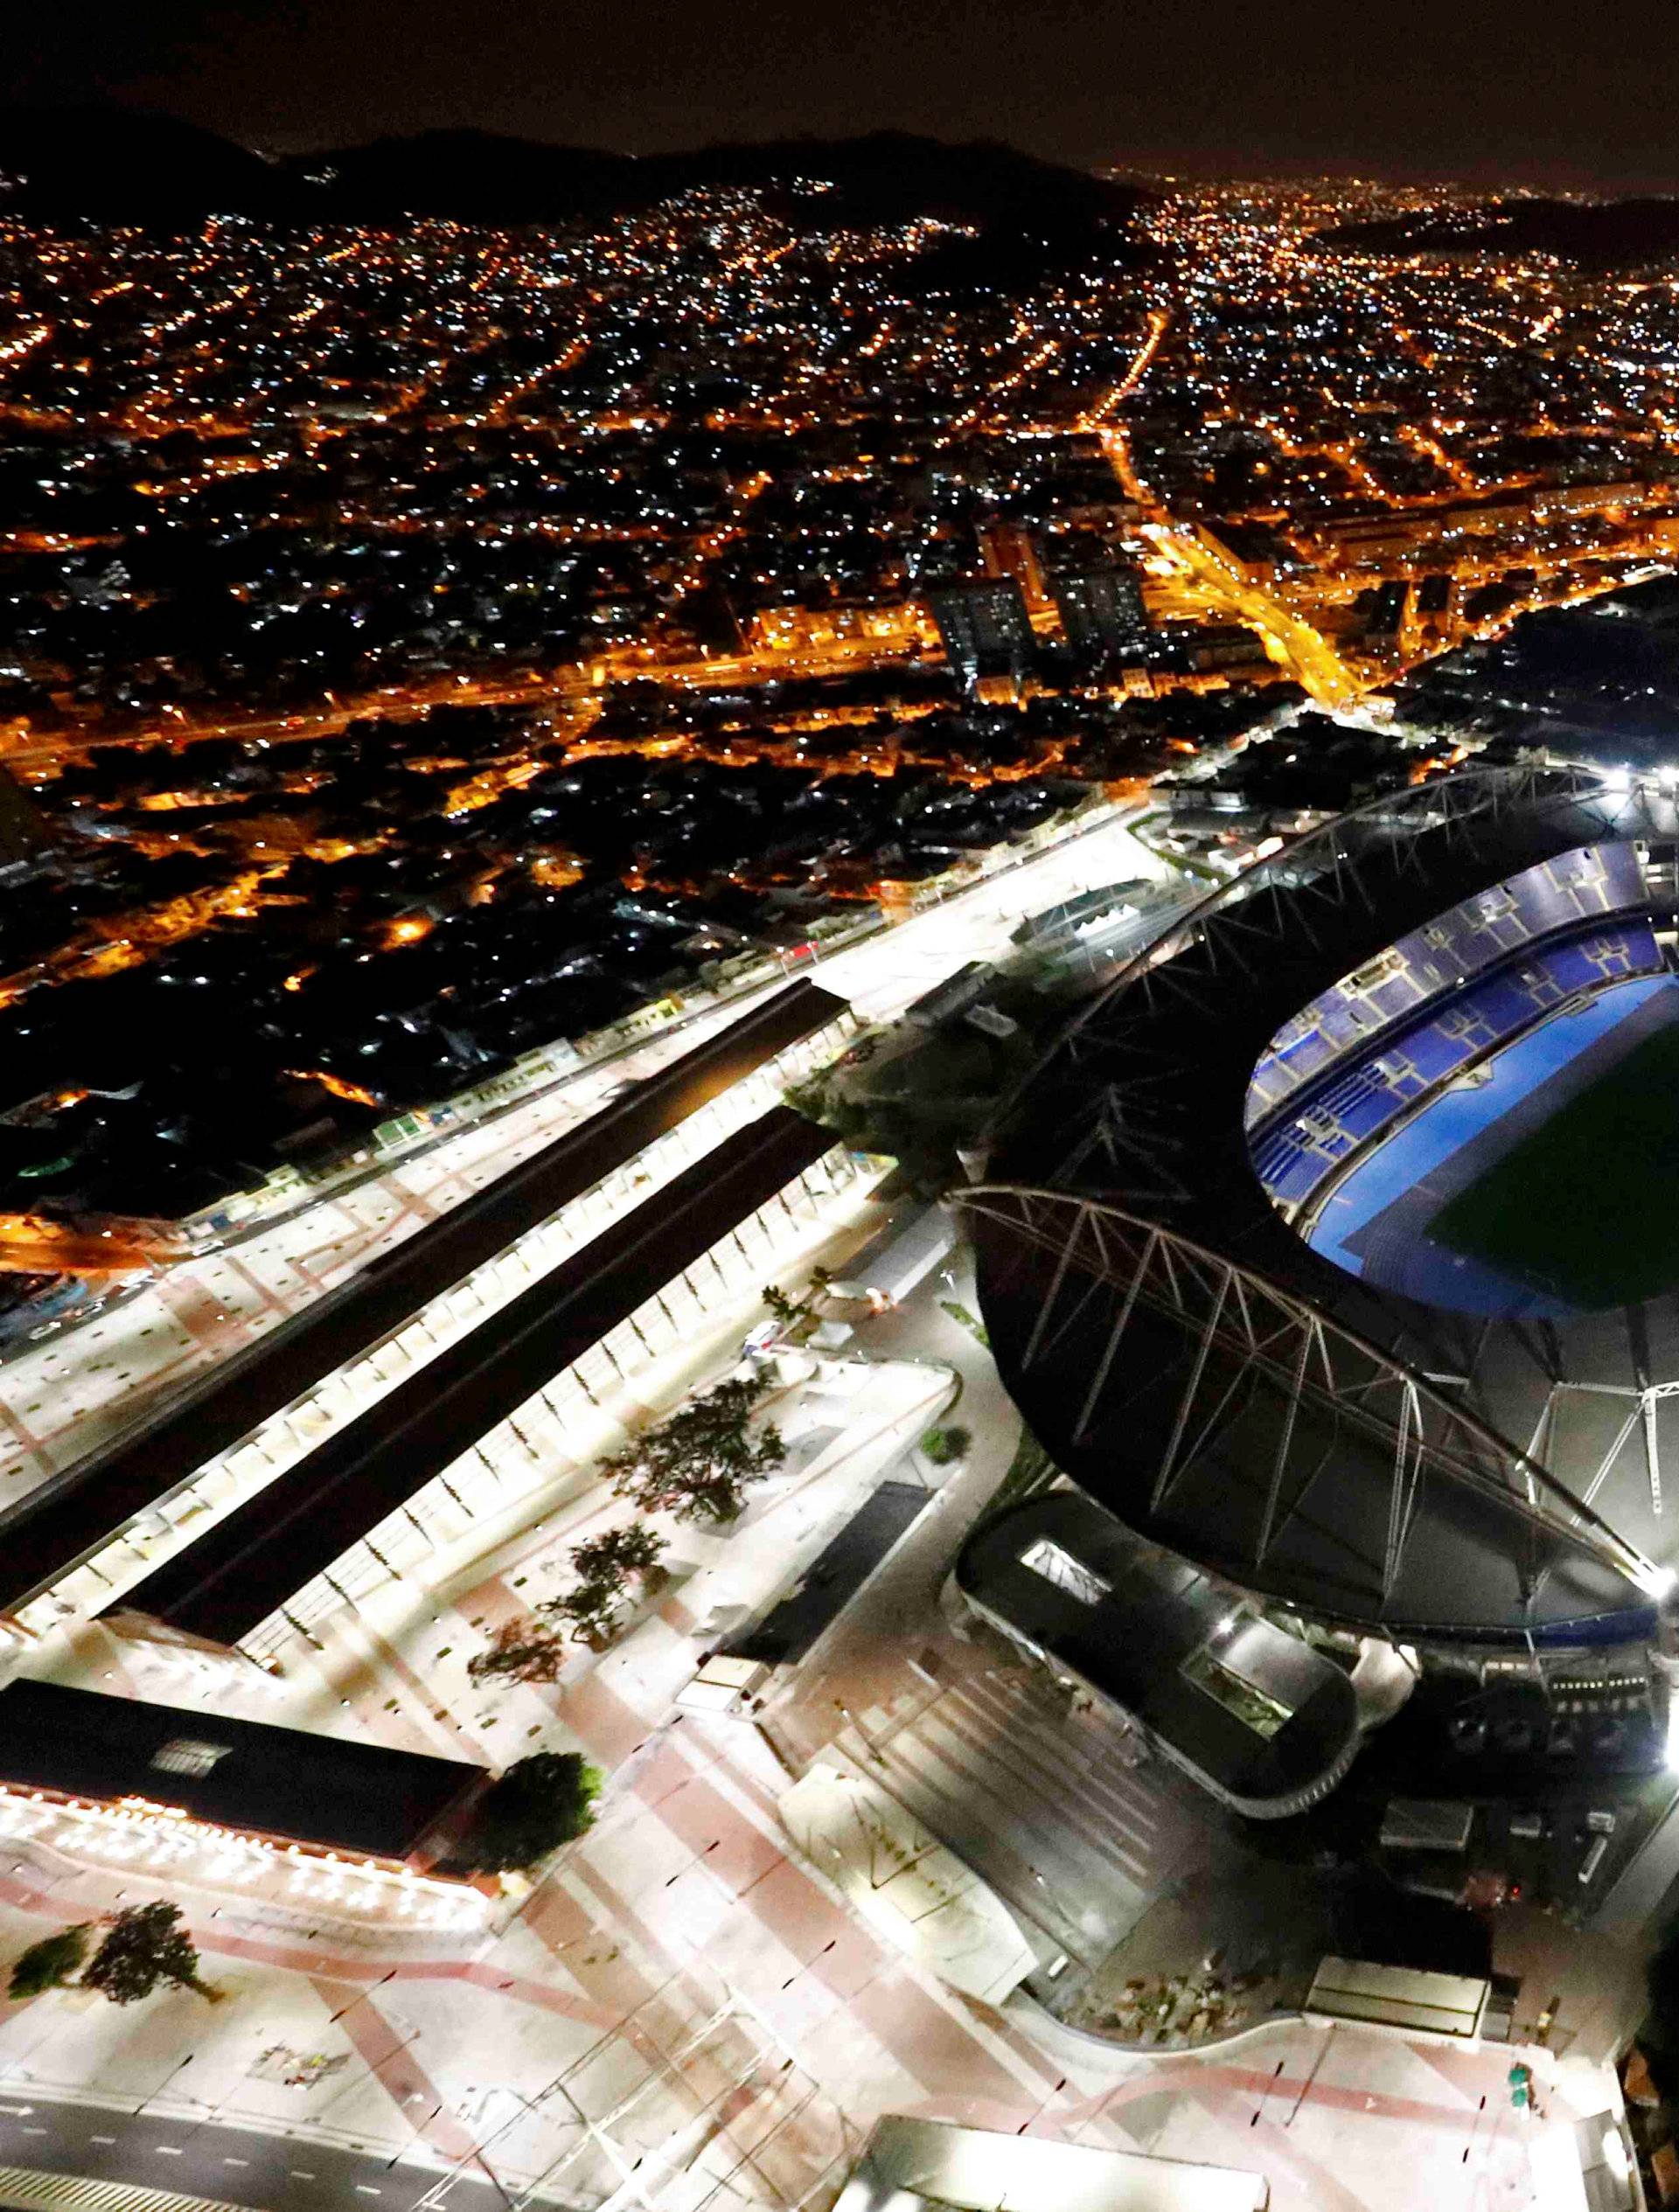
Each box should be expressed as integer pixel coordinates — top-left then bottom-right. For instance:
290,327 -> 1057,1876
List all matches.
155,2144 -> 183,2154
90,2134 -> 116,2144
355,2188 -> 382,2197
291,2172 -> 317,2181
20,2126 -> 45,2135
224,2157 -> 251,2167
0,2104 -> 32,2116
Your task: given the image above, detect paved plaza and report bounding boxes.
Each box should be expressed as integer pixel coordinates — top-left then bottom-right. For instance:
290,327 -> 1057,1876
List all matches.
0,1249 -> 1634,2211
0,806 -> 1641,2211
0,1696 -> 1629,2212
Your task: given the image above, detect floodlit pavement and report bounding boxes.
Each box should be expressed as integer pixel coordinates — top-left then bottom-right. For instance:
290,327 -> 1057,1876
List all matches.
764,1252 -> 1245,1987
0,1244 -> 1629,2210
830,1667 -> 1203,1976
812,805 -> 1171,1023
0,1716 -> 1625,2212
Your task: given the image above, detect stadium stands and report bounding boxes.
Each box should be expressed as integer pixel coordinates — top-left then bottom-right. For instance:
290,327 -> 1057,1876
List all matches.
1248,841 -> 1650,1122
1253,924 -> 1665,1204
1248,844 -> 1665,1214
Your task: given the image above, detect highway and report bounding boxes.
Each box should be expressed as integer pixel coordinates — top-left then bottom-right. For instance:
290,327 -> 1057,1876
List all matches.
0,981 -> 844,1615
0,625 -> 938,770
0,2094 -> 511,2209
1143,523 -> 1363,707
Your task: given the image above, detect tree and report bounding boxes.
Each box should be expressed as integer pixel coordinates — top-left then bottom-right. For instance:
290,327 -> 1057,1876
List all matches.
568,1524 -> 665,1586
546,1579 -> 622,1645
761,1268 -> 836,1340
543,1524 -> 667,1645
603,1374 -> 784,1525
84,1903 -> 221,2007
467,1616 -> 569,1687
461,1753 -> 602,1874
8,1924 -> 91,2000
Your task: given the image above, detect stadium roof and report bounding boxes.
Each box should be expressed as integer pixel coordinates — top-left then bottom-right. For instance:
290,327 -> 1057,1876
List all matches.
969,763 -> 1679,1649
957,1492 -> 1361,1815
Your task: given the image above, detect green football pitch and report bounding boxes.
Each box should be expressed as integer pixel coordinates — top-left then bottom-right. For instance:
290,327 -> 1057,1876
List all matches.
1429,1018 -> 1679,1309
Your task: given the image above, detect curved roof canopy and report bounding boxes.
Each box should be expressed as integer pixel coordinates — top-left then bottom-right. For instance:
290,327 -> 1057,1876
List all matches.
972,763 -> 1679,1648
958,1492 -> 1362,1814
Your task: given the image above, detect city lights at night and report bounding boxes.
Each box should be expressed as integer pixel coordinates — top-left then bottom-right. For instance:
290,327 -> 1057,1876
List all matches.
7,10 -> 1679,2210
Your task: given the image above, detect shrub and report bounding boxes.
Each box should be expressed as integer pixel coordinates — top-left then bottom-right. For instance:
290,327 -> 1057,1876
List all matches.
461,1752 -> 603,1874
8,1924 -> 91,2000
920,1425 -> 971,1465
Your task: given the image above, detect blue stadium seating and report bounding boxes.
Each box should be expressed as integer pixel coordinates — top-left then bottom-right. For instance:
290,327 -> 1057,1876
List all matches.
1248,842 -> 1653,1125
1249,902 -> 1663,1212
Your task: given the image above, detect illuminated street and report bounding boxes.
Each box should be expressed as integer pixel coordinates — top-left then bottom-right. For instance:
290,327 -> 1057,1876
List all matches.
0,796 -> 1167,1513
0,59 -> 1676,2212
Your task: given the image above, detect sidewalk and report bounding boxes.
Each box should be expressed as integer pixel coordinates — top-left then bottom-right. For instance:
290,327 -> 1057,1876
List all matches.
763,1241 -> 1028,1751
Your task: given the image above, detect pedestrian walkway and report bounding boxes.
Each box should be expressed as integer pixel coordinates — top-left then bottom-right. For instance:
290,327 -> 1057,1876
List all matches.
839,1665 -> 1192,1972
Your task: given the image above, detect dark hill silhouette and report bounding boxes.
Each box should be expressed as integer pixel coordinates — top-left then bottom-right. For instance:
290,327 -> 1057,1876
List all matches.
291,126 -> 1146,239
0,109 -> 1149,262
289,129 -> 635,223
1327,196 -> 1679,268
0,106 -> 289,220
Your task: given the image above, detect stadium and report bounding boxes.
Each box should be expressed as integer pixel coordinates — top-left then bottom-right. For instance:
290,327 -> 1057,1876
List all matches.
963,762 -> 1679,1694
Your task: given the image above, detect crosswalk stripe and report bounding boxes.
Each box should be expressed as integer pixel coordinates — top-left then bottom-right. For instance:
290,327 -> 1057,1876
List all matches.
0,2161 -> 256,2211
923,1692 -> 1159,1861
931,1678 -> 1165,1839
906,1711 -> 1156,1889
855,1733 -> 1144,1965
951,1676 -> 1166,1833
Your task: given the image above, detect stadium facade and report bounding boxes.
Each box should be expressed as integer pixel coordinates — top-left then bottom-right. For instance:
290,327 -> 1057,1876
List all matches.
964,763 -> 1679,1703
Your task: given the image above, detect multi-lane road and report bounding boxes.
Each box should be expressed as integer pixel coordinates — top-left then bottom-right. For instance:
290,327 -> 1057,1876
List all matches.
0,2094 -> 507,2210
0,627 -> 938,771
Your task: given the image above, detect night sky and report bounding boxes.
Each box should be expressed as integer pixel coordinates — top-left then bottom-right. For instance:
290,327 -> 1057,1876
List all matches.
14,0 -> 1679,188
